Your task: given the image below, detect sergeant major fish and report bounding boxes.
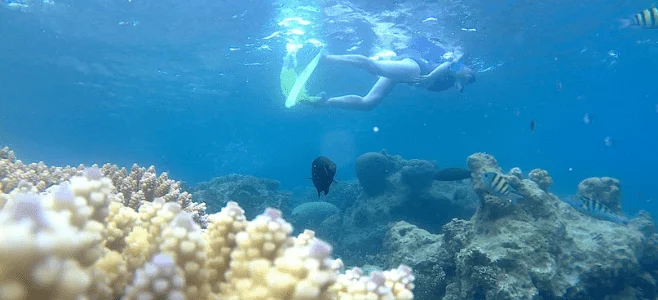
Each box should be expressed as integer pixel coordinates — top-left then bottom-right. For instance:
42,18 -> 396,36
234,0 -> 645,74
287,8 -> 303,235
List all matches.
619,6 -> 658,29
563,195 -> 628,224
481,171 -> 523,203
310,156 -> 337,198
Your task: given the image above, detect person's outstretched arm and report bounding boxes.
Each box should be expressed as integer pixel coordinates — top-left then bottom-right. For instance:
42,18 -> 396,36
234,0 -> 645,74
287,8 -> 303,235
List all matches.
423,61 -> 453,80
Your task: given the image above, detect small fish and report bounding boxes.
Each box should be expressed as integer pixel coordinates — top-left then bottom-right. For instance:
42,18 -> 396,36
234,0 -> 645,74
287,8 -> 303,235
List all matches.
434,168 -> 471,181
481,172 -> 523,203
529,119 -> 535,133
556,81 -> 563,92
563,195 -> 628,224
310,156 -> 337,198
619,6 -> 658,29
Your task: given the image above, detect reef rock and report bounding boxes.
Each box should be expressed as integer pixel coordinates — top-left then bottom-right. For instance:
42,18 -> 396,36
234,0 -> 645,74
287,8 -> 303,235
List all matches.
400,159 -> 436,191
295,180 -> 362,213
191,174 -> 291,218
528,168 -> 553,192
340,152 -> 477,264
577,177 -> 622,213
384,221 -> 449,299
354,151 -> 400,197
290,201 -> 341,242
381,153 -> 657,300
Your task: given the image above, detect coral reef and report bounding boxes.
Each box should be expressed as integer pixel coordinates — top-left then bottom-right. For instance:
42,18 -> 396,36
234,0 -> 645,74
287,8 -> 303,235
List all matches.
0,147 -> 206,226
191,174 -> 291,219
0,168 -> 415,299
379,152 -> 658,299
577,177 -> 622,213
355,151 -> 401,197
99,163 -> 206,226
528,168 -> 552,192
507,167 -> 523,180
310,180 -> 363,213
291,201 -> 342,241
340,152 -> 477,264
0,147 -> 82,193
400,159 -> 436,192
384,221 -> 448,299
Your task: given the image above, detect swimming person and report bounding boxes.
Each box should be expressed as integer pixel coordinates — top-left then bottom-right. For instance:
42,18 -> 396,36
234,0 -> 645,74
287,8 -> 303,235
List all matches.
299,36 -> 477,111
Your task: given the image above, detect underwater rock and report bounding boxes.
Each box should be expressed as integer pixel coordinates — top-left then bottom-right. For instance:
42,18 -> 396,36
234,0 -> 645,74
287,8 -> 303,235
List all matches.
385,200 -> 655,299
400,159 -> 436,192
380,152 -> 657,300
297,180 -> 362,213
577,177 -> 622,213
528,168 -> 553,192
355,151 -> 399,197
336,153 -> 478,262
384,221 -> 448,299
191,174 -> 291,218
290,201 -> 341,241
508,167 -> 523,180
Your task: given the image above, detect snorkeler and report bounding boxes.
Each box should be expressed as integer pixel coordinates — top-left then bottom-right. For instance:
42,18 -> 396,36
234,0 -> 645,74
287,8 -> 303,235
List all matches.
300,36 -> 477,111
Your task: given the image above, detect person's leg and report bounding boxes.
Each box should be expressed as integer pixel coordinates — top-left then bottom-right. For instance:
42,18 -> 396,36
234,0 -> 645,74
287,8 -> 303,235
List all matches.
325,55 -> 421,81
319,77 -> 397,111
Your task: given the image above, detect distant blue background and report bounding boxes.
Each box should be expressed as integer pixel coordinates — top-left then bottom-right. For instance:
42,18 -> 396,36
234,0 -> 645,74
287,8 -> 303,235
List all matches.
1,0 -> 656,217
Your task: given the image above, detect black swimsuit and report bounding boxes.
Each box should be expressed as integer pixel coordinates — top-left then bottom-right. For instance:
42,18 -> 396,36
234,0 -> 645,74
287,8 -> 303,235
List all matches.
395,48 -> 455,92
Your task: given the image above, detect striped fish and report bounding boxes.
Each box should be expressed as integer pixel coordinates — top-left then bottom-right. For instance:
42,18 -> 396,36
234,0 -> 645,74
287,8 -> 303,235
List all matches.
481,172 -> 523,203
620,6 -> 658,29
563,195 -> 628,224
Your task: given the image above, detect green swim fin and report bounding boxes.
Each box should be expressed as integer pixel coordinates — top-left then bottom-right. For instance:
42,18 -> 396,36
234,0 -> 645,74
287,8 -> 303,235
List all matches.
284,49 -> 323,108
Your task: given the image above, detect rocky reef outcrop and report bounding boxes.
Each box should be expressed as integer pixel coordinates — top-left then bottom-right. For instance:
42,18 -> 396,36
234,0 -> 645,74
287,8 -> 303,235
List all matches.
380,152 -> 658,299
191,174 -> 291,219
578,176 -> 623,213
335,151 -> 478,264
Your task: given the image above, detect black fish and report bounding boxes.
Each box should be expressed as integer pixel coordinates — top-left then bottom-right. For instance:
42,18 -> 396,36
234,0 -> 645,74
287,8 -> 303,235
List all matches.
433,168 -> 471,181
530,119 -> 535,133
311,156 -> 337,198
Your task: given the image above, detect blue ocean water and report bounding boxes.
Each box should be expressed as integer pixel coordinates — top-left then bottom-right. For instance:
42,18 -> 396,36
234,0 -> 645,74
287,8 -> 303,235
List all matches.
1,0 -> 657,219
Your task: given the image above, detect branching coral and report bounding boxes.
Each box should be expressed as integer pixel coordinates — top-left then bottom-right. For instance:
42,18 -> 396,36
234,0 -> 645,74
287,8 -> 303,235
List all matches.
0,170 -> 414,299
0,147 -> 82,194
0,147 -> 207,227
99,163 -> 206,226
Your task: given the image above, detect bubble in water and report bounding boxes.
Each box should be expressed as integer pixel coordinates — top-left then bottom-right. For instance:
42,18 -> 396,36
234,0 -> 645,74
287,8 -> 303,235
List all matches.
373,126 -> 379,132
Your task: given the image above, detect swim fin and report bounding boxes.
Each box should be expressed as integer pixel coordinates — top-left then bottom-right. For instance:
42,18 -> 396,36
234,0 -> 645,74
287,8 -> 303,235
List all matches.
285,49 -> 324,108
